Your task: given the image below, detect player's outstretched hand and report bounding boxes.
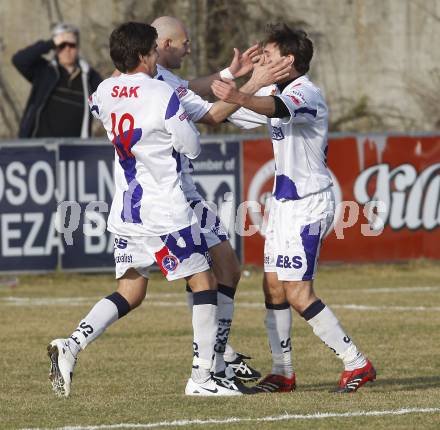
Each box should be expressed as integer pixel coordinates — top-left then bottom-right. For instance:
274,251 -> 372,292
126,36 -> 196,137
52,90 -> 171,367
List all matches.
228,44 -> 261,79
211,79 -> 241,104
250,56 -> 291,88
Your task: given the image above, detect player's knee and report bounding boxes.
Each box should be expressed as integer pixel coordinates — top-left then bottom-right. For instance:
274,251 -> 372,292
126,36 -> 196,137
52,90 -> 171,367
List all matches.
285,281 -> 315,312
263,289 -> 285,304
129,289 -> 147,309
213,261 -> 241,289
120,287 -> 146,310
221,265 -> 241,289
231,265 -> 241,287
264,276 -> 281,292
263,281 -> 285,303
187,270 -> 217,292
207,270 -> 217,290
117,269 -> 148,309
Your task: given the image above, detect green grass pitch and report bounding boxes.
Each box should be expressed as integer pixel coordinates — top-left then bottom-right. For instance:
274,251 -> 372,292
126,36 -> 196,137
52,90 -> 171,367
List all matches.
1,261 -> 439,429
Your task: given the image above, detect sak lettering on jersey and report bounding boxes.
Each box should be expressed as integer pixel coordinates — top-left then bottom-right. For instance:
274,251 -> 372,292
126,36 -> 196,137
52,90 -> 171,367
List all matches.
111,86 -> 140,98
276,255 -> 303,269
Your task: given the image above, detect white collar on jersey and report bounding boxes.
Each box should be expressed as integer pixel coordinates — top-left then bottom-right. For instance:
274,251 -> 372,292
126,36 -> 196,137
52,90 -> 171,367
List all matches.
276,74 -> 306,93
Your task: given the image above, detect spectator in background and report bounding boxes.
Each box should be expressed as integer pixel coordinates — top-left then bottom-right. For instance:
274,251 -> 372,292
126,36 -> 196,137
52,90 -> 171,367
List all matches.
12,23 -> 102,138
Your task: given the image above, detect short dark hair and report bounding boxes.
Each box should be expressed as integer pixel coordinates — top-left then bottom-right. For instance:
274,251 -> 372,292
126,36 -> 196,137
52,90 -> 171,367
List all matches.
110,22 -> 157,73
263,23 -> 313,74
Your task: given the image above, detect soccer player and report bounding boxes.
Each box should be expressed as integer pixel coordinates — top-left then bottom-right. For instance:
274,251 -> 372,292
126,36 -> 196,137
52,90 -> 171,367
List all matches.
150,16 -> 290,390
47,22 -> 240,397
212,23 -> 376,393
152,15 -> 259,97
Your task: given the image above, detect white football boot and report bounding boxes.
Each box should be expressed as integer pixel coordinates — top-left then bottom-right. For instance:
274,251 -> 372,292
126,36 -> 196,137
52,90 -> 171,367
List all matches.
47,339 -> 77,397
185,376 -> 242,396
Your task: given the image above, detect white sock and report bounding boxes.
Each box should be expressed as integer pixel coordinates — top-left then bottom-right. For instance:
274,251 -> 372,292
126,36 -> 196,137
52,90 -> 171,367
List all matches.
186,285 -> 194,308
303,300 -> 366,370
214,285 -> 235,374
340,344 -> 368,371
223,343 -> 238,362
187,285 -> 237,373
68,292 -> 130,357
265,303 -> 293,378
191,290 -> 218,384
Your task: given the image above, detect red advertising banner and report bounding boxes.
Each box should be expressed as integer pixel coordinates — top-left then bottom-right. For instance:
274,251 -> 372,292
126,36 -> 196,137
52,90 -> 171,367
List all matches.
242,135 -> 440,264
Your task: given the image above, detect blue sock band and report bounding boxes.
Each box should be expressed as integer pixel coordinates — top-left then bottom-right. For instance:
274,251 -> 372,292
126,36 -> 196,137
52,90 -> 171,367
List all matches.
265,301 -> 290,310
301,299 -> 325,321
193,290 -> 218,306
218,284 -> 236,299
106,292 -> 131,318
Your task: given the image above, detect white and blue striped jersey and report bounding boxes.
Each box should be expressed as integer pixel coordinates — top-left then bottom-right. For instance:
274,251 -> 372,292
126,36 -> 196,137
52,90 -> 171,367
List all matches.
155,65 -> 212,200
228,75 -> 332,200
89,72 -> 200,236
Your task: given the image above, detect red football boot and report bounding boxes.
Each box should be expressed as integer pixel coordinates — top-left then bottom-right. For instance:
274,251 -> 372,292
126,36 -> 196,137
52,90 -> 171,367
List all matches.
337,359 -> 376,393
252,373 -> 296,393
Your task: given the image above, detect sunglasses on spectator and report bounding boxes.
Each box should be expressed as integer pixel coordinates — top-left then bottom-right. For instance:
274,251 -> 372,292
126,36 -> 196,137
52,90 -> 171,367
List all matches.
57,42 -> 77,50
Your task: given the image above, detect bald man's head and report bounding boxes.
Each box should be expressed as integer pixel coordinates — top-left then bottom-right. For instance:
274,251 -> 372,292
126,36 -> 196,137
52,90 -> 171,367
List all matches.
151,16 -> 190,69
151,16 -> 186,39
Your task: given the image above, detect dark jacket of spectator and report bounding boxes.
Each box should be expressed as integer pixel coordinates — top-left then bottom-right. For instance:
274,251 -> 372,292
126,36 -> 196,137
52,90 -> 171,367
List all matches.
12,39 -> 102,138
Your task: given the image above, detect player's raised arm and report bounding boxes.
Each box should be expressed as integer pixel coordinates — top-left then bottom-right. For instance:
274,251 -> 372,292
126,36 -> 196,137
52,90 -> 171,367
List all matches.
188,44 -> 260,97
199,56 -> 291,124
150,15 -> 289,124
211,54 -> 295,118
164,90 -> 201,159
212,81 -> 276,116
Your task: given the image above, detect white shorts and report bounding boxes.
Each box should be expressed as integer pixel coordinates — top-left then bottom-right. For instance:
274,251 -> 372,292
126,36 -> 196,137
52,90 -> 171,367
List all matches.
189,200 -> 229,249
264,189 -> 335,281
114,223 -> 211,281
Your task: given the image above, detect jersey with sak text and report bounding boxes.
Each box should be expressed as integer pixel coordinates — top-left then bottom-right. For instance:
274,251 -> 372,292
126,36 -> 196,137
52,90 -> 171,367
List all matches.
89,72 -> 200,236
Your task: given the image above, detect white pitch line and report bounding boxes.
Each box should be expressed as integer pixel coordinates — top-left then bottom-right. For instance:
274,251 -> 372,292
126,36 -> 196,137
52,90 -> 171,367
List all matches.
0,297 -> 99,306
147,286 -> 440,296
331,304 -> 440,312
20,407 -> 440,430
1,286 -> 437,305
356,286 -> 440,293
148,301 -> 440,312
1,297 -> 440,312
206,286 -> 440,297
